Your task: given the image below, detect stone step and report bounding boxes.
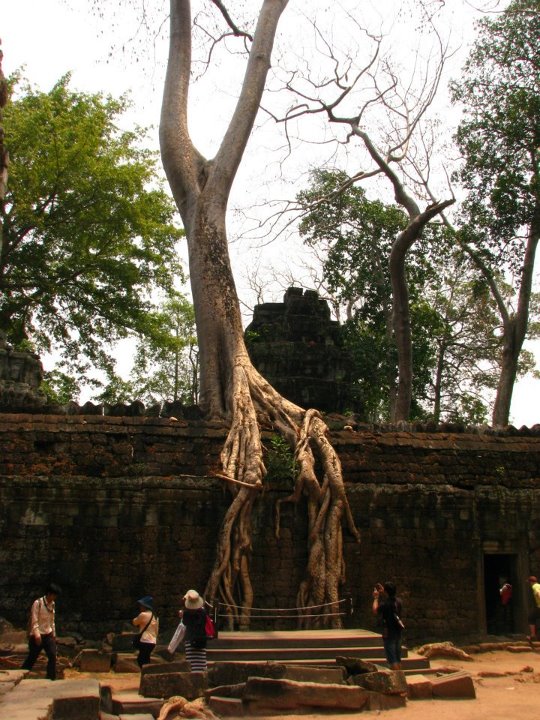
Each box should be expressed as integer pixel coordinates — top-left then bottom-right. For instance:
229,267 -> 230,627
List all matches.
208,645 -> 409,661
205,629 -> 431,675
0,677 -> 100,720
211,629 -> 384,649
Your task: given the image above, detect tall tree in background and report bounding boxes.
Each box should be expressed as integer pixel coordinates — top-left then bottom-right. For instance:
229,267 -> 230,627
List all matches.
159,0 -> 359,627
0,74 -> 183,384
451,0 -> 540,426
298,169 -> 438,420
298,169 -> 504,424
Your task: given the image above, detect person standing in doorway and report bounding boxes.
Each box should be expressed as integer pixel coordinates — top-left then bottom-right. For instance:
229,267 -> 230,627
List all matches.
22,583 -> 62,680
132,596 -> 159,668
527,576 -> 540,643
372,581 -> 404,670
499,577 -> 513,633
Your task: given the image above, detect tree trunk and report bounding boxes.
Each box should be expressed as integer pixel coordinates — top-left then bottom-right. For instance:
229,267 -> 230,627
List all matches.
490,205 -> 539,427
389,237 -> 413,421
492,321 -> 519,427
160,0 -> 360,629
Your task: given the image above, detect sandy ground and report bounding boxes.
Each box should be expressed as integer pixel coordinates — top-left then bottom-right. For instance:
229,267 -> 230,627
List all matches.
66,647 -> 540,720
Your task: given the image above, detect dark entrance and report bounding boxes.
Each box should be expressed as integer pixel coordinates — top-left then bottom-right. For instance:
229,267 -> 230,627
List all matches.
484,553 -> 516,635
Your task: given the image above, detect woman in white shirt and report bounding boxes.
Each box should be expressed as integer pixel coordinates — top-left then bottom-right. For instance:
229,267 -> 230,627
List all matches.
132,595 -> 159,667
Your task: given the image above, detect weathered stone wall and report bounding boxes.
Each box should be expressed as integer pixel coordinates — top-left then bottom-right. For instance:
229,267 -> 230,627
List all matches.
0,413 -> 539,643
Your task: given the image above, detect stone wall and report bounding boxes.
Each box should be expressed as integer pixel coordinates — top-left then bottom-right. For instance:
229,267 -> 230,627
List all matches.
0,413 -> 539,643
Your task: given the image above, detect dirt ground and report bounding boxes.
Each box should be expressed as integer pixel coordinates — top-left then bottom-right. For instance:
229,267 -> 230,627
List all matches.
69,647 -> 540,720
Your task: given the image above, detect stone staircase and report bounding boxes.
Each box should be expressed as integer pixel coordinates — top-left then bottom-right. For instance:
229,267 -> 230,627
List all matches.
206,628 -> 432,674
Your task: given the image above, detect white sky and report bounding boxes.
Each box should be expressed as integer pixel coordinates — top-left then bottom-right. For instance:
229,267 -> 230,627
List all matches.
2,0 -> 539,426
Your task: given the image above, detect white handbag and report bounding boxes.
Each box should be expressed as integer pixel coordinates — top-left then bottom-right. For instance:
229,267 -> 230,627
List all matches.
167,621 -> 186,654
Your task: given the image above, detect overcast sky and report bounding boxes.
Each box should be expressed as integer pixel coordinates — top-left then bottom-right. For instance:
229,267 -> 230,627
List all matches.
2,0 -> 539,425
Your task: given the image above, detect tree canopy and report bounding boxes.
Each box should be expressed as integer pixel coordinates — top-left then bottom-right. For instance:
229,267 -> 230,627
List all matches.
297,168 -> 505,424
451,0 -> 540,425
0,74 -> 184,383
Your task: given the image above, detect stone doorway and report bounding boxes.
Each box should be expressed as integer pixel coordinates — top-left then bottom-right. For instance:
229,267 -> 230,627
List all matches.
483,553 -> 517,635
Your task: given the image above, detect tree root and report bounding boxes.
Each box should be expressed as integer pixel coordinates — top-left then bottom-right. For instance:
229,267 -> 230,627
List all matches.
204,357 -> 360,629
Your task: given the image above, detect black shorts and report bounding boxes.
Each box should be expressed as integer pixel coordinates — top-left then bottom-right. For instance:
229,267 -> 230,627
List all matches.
527,607 -> 540,625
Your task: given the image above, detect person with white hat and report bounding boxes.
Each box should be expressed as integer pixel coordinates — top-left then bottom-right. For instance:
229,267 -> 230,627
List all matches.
179,589 -> 208,671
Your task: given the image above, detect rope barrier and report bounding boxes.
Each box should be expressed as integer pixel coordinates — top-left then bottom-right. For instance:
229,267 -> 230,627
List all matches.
218,597 -> 349,613
216,611 -> 347,620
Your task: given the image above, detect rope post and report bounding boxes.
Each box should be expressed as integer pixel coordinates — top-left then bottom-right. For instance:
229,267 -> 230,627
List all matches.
213,600 -> 219,639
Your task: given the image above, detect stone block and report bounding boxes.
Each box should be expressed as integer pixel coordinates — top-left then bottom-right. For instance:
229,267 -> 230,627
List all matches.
351,668 -> 408,695
111,691 -> 163,716
139,670 -> 208,700
79,648 -> 112,672
48,680 -> 101,720
406,673 -> 433,699
140,660 -> 190,677
208,696 -> 245,717
431,671 -> 476,699
119,715 -> 155,720
208,662 -> 285,688
243,677 -> 369,712
365,690 -> 407,711
281,665 -> 346,684
113,653 -> 140,673
98,712 -> 119,720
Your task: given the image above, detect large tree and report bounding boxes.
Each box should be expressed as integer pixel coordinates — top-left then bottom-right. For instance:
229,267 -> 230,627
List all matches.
0,74 -> 183,380
450,0 -> 540,426
159,0 -> 359,627
297,168 -> 505,424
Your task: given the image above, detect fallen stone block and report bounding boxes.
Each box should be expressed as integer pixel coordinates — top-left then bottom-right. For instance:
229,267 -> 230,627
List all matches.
406,674 -> 433,700
208,661 -> 285,688
119,715 -> 155,720
281,664 -> 346,684
243,677 -> 369,712
113,653 -> 140,673
141,659 -> 190,677
431,671 -> 476,699
350,668 -> 408,695
208,696 -> 245,717
365,690 -> 407,711
79,648 -> 112,672
52,690 -> 101,720
111,691 -> 163,716
139,670 -> 208,700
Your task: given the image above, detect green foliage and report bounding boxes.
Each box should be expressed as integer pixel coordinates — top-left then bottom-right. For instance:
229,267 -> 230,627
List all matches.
98,293 -> 198,406
0,74 -> 184,382
451,0 -> 540,270
264,434 -> 297,482
298,169 -> 491,421
41,369 -> 82,405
